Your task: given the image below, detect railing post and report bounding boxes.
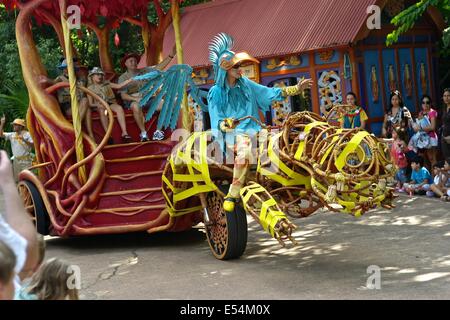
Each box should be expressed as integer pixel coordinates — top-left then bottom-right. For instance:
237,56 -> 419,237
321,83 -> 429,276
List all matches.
59,0 -> 86,183
171,0 -> 192,133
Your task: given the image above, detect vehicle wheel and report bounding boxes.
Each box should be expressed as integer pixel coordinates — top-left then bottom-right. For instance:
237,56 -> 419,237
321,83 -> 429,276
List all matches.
17,180 -> 50,235
204,185 -> 248,260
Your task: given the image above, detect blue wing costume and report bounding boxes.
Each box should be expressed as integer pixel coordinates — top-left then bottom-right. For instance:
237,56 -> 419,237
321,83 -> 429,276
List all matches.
134,33 -> 283,135
133,64 -> 207,130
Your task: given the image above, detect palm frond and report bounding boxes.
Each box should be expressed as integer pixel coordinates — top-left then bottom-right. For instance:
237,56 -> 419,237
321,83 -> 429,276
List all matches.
0,80 -> 30,123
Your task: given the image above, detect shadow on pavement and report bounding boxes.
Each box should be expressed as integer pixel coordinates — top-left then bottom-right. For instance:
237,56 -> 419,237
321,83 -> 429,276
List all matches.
46,227 -> 206,251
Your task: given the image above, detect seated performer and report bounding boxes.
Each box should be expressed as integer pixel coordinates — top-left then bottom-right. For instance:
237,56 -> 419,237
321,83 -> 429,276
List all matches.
206,33 -> 313,211
87,67 -> 135,143
118,47 -> 176,141
39,58 -> 94,139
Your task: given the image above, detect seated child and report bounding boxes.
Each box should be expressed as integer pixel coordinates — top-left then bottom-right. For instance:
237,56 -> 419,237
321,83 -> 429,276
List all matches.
403,156 -> 432,196
15,235 -> 45,300
0,240 -> 16,300
87,67 -> 135,144
40,58 -> 94,139
429,158 -> 450,201
16,257 -> 79,300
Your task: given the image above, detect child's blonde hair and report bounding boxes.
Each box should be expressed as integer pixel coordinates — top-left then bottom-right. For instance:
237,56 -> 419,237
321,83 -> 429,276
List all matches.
25,257 -> 79,300
0,240 -> 16,285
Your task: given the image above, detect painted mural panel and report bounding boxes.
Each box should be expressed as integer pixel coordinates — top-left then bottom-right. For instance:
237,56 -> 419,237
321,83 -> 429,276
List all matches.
382,49 -> 398,97
188,94 -> 203,132
268,76 -> 309,125
192,67 -> 213,86
315,50 -> 340,65
414,48 -> 429,100
317,69 -> 342,115
264,74 -> 312,126
398,48 -> 417,112
363,50 -> 384,135
261,54 -> 308,72
270,79 -> 293,126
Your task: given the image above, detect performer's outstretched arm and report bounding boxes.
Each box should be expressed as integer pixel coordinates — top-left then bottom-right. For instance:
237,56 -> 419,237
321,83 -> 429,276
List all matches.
246,78 -> 313,113
154,45 -> 177,71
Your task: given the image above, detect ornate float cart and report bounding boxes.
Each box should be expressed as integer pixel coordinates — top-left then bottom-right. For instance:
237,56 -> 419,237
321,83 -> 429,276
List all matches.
11,0 -> 395,260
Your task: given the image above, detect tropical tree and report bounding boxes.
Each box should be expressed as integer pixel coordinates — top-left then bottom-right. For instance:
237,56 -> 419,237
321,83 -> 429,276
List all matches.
386,0 -> 450,88
386,0 -> 449,47
0,4 -> 60,121
1,0 -> 209,73
0,0 -> 209,118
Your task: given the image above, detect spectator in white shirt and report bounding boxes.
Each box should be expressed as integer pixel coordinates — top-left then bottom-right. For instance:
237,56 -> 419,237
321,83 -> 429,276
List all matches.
0,150 -> 38,299
0,115 -> 34,182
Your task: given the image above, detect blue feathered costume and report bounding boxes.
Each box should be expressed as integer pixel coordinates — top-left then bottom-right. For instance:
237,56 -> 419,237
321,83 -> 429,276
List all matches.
135,32 -> 308,211
207,33 -> 307,210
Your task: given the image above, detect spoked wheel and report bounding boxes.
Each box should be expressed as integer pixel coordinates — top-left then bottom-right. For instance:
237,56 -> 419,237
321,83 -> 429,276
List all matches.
204,185 -> 248,260
17,180 -> 50,235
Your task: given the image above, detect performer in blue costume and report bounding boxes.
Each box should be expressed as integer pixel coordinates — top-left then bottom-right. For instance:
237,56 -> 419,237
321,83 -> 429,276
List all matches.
134,33 -> 312,212
207,33 -> 313,211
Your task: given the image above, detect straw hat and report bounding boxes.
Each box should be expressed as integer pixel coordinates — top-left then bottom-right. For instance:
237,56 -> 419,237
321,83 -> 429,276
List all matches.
12,119 -> 26,127
88,67 -> 105,77
120,53 -> 141,70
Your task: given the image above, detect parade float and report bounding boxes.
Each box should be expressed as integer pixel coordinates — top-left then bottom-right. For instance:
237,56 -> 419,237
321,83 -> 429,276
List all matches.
5,0 -> 395,260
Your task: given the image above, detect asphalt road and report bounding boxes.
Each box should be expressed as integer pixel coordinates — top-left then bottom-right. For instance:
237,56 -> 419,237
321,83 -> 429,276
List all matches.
1,194 -> 450,300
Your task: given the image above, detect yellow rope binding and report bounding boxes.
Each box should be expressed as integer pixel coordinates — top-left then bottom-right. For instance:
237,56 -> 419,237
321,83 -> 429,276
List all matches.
59,0 -> 86,183
240,183 -> 291,239
162,132 -> 218,217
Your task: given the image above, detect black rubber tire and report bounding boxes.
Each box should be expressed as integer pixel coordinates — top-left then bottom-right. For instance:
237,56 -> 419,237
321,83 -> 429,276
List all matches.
21,180 -> 51,235
205,184 -> 248,260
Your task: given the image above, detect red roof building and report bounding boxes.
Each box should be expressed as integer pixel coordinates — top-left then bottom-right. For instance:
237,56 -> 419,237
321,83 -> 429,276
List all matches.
164,0 -> 444,134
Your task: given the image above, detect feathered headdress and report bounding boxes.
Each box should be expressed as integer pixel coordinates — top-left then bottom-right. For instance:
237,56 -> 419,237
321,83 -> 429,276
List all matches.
209,33 -> 235,87
209,33 -> 235,71
209,32 -> 259,87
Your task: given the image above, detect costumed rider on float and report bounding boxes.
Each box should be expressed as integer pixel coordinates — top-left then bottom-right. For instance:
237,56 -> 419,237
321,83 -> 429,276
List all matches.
207,33 -> 313,212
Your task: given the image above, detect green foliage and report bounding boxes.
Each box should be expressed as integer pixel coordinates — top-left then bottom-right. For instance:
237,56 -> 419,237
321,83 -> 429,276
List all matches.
443,25 -> 450,46
109,24 -> 145,73
0,80 -> 29,153
385,1 -> 450,89
0,8 -> 62,90
0,80 -> 29,120
0,6 -> 60,155
147,0 -> 210,25
69,0 -> 211,72
387,0 -> 450,47
72,27 -> 100,69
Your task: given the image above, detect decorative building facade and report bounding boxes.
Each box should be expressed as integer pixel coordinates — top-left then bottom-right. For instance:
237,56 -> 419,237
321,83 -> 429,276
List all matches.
164,0 -> 445,135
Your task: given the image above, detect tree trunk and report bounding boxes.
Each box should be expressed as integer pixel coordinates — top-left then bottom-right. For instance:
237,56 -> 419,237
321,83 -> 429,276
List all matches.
96,26 -> 114,75
146,28 -> 165,65
85,22 -> 114,75
142,2 -> 173,66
